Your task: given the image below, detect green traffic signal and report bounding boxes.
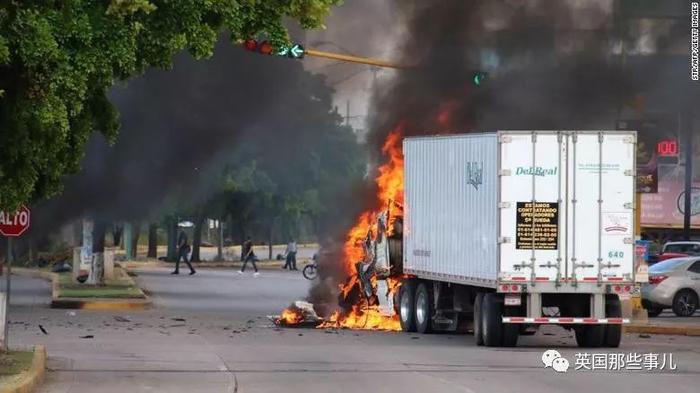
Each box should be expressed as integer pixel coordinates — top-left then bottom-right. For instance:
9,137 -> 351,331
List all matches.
472,71 -> 488,87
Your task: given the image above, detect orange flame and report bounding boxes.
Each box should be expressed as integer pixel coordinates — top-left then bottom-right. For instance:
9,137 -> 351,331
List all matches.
278,308 -> 304,325
319,127 -> 406,331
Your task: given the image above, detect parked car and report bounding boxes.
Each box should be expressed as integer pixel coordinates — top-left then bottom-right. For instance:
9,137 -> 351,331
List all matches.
649,241 -> 700,265
641,257 -> 700,317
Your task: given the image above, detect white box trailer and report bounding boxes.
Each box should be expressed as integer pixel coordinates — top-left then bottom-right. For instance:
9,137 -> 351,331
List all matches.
390,131 -> 636,347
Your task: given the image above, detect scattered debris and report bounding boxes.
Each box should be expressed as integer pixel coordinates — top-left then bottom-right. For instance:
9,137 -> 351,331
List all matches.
66,311 -> 76,317
80,335 -> 94,339
639,334 -> 652,339
273,301 -> 323,327
39,325 -> 48,335
114,316 -> 131,323
411,336 -> 419,340
298,333 -> 304,336
169,324 -> 186,328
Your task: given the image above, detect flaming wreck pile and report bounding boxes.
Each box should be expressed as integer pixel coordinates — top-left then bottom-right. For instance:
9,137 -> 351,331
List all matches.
276,128 -> 406,331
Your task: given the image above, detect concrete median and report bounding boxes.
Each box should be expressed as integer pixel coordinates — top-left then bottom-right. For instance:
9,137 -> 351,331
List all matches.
0,345 -> 46,393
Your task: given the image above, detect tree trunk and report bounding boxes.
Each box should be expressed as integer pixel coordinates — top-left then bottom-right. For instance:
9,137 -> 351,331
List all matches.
89,219 -> 106,285
123,222 -> 133,259
238,221 -> 246,261
216,219 -> 223,261
112,224 -> 123,249
268,222 -> 273,260
147,223 -> 158,259
166,220 -> 177,262
191,217 -> 204,262
131,221 -> 141,259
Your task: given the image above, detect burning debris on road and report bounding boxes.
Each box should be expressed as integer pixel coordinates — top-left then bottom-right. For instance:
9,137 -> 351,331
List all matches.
274,301 -> 323,328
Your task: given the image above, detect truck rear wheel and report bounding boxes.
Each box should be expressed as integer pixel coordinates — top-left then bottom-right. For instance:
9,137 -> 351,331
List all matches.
399,280 -> 417,332
604,295 -> 622,348
575,325 -> 605,348
501,307 -> 520,347
481,293 -> 503,347
415,282 -> 433,334
473,293 -> 484,346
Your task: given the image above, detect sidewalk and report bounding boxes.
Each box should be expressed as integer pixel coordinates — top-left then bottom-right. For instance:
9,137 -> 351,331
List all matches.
11,267 -> 152,310
624,312 -> 700,336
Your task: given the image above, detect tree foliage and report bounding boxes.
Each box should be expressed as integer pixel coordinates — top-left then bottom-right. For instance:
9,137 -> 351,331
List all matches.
0,0 -> 340,210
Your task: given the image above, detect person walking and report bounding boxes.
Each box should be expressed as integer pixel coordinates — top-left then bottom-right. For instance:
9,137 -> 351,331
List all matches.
283,239 -> 298,270
172,229 -> 196,275
239,236 -> 259,276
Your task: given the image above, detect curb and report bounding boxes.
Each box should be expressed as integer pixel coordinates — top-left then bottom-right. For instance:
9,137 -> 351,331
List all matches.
12,267 -> 152,311
624,324 -> 700,337
0,345 -> 47,393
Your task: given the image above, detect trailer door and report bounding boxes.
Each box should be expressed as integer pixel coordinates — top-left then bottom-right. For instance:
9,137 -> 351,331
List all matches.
499,132 -> 567,283
566,132 -> 636,283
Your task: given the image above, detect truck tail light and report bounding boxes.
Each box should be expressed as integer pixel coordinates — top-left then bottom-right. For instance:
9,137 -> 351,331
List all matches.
648,275 -> 668,285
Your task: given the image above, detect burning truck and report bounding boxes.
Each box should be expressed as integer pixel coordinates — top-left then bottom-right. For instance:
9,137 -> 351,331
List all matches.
281,130 -> 637,348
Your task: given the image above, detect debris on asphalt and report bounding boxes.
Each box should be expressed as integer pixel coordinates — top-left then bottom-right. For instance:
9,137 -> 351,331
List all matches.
170,324 -> 186,328
66,311 -> 76,317
298,333 -> 304,336
114,316 -> 131,323
172,317 -> 186,322
80,335 -> 94,339
39,325 -> 48,335
639,334 -> 652,339
411,336 -> 419,340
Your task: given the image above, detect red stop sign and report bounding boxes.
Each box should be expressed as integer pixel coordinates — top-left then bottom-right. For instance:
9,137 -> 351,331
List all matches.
0,205 -> 31,237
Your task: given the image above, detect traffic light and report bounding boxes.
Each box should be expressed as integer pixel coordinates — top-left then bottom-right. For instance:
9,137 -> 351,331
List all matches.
242,39 -> 305,59
472,71 -> 488,87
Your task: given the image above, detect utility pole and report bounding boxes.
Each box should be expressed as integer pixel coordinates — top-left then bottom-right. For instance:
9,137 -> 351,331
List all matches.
683,110 -> 694,240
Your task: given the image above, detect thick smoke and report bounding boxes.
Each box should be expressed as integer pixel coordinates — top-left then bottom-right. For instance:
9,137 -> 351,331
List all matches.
31,36 -> 363,241
368,0 -> 695,158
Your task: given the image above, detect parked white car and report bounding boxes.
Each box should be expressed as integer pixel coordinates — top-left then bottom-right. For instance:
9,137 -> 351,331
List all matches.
641,257 -> 700,317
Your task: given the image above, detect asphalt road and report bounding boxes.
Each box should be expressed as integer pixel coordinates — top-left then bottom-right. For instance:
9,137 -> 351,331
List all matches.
4,270 -> 700,393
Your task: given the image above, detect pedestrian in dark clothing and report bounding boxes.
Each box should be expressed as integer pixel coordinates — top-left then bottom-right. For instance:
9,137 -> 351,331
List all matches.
239,236 -> 259,276
172,230 -> 196,275
283,240 -> 298,270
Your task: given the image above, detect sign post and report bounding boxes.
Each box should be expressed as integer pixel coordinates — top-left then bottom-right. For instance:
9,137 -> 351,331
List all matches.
0,205 -> 31,352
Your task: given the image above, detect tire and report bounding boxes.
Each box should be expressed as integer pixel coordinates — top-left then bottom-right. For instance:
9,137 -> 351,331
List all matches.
646,307 -> 663,317
414,282 -> 433,334
399,280 -> 417,332
473,293 -> 484,346
481,293 -> 503,347
302,264 -> 317,280
604,295 -> 622,348
575,325 -> 605,348
672,289 -> 698,317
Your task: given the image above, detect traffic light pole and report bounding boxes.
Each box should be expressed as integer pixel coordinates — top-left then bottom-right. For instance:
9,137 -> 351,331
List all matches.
304,48 -> 405,69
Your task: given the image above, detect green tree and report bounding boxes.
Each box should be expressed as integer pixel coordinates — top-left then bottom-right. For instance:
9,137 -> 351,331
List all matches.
0,0 -> 340,210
